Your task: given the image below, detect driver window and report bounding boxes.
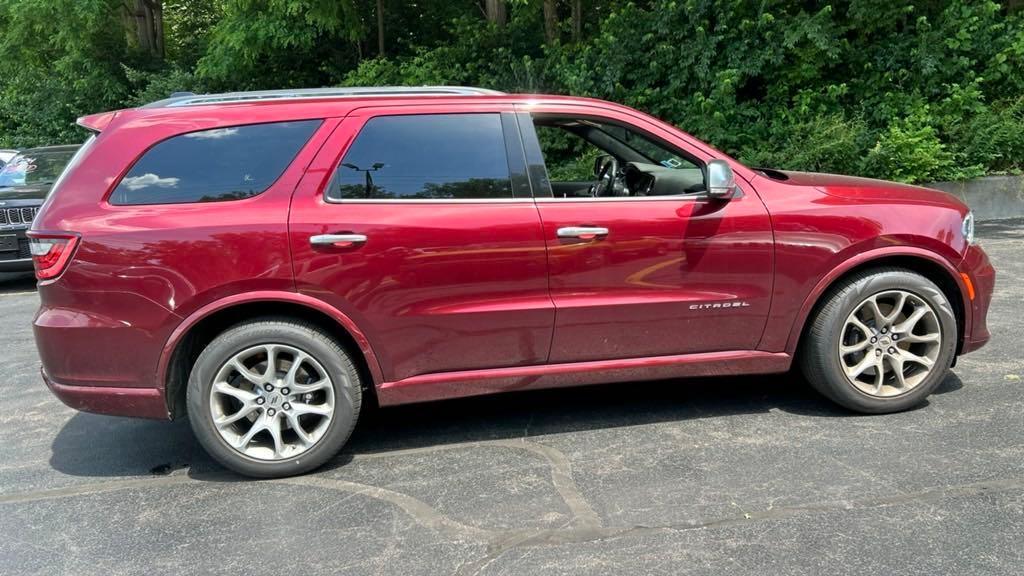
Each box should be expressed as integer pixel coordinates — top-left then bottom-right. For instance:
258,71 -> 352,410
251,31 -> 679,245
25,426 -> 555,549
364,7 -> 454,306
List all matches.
531,116 -> 704,198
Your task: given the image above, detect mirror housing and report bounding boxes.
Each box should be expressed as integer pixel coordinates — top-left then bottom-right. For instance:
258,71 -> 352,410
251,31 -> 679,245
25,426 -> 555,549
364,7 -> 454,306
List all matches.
706,159 -> 737,200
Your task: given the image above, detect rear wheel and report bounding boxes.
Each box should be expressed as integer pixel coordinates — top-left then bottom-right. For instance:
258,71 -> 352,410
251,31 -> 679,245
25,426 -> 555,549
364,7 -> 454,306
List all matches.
800,268 -> 957,413
187,318 -> 361,478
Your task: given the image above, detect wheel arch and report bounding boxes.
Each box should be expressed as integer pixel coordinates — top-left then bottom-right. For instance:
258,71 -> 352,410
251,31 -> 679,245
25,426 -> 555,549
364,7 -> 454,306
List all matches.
785,248 -> 970,358
158,292 -> 384,419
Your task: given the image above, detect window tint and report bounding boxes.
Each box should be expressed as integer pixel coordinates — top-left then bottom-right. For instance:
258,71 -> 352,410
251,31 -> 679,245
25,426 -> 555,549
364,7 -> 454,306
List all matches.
110,120 -> 321,205
328,114 -> 513,200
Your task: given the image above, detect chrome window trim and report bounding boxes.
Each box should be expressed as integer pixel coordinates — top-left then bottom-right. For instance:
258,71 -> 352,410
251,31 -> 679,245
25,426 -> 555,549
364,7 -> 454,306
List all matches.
323,197 -> 535,205
534,194 -> 704,203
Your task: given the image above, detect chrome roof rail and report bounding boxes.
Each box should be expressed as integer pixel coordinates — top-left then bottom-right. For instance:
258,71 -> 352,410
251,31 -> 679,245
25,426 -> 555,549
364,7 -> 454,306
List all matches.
145,86 -> 506,108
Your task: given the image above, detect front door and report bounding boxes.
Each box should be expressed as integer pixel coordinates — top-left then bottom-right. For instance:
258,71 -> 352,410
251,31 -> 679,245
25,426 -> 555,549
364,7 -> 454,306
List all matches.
518,104 -> 774,363
290,106 -> 553,382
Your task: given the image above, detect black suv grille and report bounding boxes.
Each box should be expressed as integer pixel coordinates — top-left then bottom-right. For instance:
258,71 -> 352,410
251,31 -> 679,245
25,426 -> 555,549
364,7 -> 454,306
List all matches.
0,207 -> 38,226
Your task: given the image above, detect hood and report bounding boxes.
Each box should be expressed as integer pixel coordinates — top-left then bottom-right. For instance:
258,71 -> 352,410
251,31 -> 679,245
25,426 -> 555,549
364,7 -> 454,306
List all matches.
760,169 -> 966,209
0,184 -> 50,202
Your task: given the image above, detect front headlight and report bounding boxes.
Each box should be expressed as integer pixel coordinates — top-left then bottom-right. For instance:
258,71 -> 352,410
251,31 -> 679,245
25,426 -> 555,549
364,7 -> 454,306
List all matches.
962,211 -> 975,245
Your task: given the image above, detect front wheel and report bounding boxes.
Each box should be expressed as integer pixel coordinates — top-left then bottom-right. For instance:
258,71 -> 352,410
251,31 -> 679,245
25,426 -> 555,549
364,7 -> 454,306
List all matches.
800,268 -> 957,413
187,318 -> 362,478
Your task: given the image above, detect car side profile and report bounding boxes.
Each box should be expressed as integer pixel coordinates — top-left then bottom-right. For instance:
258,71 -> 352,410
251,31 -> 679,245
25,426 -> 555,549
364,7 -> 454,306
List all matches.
30,87 -> 994,477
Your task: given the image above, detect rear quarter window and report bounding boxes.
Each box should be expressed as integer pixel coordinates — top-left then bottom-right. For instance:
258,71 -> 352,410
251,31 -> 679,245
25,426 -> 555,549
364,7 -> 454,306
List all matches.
110,120 -> 321,205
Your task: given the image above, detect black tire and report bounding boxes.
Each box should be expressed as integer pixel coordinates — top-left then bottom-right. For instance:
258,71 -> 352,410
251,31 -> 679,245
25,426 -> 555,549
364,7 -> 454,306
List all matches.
187,317 -> 362,478
800,267 -> 957,413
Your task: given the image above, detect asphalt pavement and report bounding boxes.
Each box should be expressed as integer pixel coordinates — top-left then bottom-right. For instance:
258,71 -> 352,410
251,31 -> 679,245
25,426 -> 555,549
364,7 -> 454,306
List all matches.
0,220 -> 1022,575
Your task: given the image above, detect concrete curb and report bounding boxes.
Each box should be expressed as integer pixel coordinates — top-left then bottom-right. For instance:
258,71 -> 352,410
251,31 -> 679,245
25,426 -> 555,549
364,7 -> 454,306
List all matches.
927,175 -> 1024,221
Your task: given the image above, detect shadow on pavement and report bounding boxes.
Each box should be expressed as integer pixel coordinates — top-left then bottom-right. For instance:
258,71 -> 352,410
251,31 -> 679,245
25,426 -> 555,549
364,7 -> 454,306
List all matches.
48,370 -> 963,480
974,218 -> 1024,240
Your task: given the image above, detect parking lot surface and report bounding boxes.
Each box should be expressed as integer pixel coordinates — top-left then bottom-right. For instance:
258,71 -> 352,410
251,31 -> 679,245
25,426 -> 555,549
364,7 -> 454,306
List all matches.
1,220 -> 1022,575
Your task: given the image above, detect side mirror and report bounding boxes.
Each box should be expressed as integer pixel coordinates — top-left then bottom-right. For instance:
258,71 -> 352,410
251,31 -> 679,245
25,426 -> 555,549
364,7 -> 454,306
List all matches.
706,159 -> 736,200
593,154 -> 613,177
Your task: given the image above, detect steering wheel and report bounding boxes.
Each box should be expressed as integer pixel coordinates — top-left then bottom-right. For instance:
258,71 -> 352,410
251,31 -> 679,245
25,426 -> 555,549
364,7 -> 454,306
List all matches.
591,156 -> 619,197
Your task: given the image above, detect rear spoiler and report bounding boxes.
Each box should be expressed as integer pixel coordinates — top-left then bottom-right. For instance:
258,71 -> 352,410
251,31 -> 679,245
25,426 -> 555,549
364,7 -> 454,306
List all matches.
76,110 -> 120,133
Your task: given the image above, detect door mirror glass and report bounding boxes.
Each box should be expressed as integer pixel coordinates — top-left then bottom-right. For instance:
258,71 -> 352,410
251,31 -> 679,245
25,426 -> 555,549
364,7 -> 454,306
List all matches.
706,159 -> 736,199
593,154 -> 614,177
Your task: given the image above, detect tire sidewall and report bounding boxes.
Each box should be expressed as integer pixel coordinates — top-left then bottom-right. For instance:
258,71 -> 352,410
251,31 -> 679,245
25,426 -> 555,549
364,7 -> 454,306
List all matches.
187,321 -> 360,478
814,271 -> 957,412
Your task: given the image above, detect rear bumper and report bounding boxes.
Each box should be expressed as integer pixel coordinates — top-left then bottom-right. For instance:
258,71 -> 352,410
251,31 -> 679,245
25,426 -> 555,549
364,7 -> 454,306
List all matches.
42,368 -> 169,420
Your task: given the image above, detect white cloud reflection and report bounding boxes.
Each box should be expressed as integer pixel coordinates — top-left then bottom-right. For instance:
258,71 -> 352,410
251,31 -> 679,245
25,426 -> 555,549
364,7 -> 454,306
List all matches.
121,173 -> 180,190
183,128 -> 240,140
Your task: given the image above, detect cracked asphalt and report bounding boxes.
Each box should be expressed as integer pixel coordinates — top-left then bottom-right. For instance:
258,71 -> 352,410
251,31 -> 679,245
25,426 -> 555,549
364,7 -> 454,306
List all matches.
1,219 -> 1022,575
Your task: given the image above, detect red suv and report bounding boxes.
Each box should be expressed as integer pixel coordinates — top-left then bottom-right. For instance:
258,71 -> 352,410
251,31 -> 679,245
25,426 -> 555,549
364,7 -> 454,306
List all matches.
30,87 -> 994,477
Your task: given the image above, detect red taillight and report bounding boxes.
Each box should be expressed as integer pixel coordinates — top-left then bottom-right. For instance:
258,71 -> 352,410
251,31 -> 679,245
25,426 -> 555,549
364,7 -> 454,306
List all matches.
26,233 -> 80,281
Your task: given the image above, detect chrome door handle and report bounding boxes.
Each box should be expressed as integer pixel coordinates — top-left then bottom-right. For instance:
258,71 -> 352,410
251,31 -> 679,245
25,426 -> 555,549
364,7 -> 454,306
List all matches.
310,234 -> 367,247
556,226 -> 609,239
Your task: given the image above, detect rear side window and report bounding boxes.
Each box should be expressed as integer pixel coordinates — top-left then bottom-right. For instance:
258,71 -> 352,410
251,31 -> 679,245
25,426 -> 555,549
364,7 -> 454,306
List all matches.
110,120 -> 321,205
327,113 -> 513,200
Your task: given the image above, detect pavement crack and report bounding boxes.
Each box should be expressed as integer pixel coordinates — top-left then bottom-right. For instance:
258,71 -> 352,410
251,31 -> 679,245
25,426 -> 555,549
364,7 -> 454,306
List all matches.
275,475 -> 492,542
489,439 -> 602,529
350,438 -> 602,529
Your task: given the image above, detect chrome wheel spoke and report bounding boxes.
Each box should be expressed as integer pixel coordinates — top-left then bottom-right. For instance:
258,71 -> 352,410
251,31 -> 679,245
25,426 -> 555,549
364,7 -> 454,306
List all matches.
891,355 -> 908,389
846,353 -> 876,379
884,292 -> 907,324
210,342 -> 335,462
872,357 -> 885,395
234,415 -> 268,449
894,307 -> 929,334
840,339 -> 871,355
215,402 -> 259,427
290,402 -> 332,417
902,332 -> 939,344
229,360 -> 266,386
266,415 -> 285,458
213,381 -> 257,404
900,350 -> 935,369
285,412 -> 315,446
289,377 -> 331,394
865,296 -> 887,326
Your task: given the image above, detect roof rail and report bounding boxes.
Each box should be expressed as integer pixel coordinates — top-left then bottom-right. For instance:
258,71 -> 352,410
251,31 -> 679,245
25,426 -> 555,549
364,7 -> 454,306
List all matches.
144,86 -> 506,108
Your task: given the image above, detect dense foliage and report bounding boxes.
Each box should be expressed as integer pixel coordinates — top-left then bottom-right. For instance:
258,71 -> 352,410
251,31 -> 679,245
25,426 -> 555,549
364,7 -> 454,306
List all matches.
1,0 -> 1022,183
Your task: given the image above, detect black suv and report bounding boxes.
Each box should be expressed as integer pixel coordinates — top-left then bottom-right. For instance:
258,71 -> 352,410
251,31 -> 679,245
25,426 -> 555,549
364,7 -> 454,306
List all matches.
0,145 -> 79,272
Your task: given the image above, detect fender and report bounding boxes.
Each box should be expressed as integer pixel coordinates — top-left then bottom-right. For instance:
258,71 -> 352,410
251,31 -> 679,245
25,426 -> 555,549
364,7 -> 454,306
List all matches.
782,246 -> 972,355
155,290 -> 385,398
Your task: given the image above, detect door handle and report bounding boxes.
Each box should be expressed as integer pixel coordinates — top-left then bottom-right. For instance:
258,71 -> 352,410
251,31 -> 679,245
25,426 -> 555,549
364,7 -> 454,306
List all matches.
556,226 -> 609,240
309,234 -> 367,248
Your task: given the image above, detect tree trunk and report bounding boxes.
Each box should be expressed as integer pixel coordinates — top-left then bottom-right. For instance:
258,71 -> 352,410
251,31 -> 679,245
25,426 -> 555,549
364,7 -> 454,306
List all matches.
543,0 -> 558,44
127,0 -> 164,59
376,0 -> 385,57
571,0 -> 581,42
485,0 -> 507,27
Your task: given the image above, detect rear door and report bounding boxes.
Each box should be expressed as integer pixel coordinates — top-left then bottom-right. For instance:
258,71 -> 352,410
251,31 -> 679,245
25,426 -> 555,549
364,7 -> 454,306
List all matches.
289,105 -> 554,383
518,103 -> 774,363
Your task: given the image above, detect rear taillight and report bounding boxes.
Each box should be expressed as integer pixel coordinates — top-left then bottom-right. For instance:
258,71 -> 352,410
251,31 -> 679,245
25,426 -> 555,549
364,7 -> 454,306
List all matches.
26,232 -> 80,281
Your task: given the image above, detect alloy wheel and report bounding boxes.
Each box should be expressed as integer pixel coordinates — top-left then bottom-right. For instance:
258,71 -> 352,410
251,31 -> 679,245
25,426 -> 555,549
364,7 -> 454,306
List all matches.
209,343 -> 335,460
838,289 -> 942,398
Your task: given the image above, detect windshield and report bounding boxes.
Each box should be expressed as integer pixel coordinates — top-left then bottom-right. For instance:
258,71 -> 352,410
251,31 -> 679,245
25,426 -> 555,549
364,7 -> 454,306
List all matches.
0,149 -> 77,187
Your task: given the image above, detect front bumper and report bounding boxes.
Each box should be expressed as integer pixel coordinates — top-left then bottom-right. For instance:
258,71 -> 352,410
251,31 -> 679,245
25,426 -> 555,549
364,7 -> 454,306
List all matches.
0,226 -> 32,272
960,243 -> 995,354
42,368 -> 170,420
